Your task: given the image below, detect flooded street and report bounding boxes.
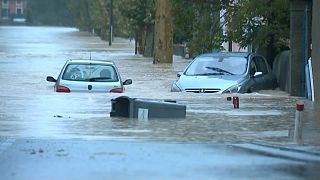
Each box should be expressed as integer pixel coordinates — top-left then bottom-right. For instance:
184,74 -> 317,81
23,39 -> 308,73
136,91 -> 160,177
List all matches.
0,26 -> 319,144
1,26 -> 320,180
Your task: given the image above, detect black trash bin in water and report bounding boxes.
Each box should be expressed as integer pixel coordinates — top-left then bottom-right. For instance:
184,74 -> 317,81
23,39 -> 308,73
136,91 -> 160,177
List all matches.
110,96 -> 186,119
110,96 -> 132,117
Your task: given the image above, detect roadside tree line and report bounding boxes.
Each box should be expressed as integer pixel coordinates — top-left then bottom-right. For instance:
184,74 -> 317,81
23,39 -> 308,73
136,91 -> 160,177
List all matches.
26,0 -> 290,65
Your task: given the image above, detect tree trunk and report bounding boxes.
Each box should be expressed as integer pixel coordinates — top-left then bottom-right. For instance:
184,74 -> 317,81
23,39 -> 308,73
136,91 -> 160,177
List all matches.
153,0 -> 173,64
137,26 -> 146,55
144,24 -> 154,57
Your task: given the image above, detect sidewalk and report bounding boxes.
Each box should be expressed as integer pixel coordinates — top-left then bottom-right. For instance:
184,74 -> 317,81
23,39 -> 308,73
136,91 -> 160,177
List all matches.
1,138 -> 319,180
233,142 -> 320,163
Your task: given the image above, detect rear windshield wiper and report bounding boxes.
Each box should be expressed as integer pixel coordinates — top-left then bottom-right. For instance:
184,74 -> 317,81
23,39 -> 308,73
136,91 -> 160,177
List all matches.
205,66 -> 234,75
89,77 -> 111,82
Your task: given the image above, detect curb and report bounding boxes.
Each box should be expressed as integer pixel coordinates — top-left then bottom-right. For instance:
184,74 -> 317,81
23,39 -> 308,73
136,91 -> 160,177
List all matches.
232,143 -> 320,163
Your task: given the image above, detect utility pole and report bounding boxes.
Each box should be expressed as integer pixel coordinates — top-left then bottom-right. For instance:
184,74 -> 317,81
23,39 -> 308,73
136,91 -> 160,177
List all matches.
153,0 -> 173,64
109,0 -> 113,46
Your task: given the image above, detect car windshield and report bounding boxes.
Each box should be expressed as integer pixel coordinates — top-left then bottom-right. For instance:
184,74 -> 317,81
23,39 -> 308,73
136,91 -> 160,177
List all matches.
185,56 -> 248,76
62,63 -> 119,82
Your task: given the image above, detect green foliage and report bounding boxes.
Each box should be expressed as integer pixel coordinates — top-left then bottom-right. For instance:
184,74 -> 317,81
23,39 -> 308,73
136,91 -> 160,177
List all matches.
68,0 -> 133,38
26,0 -> 74,26
117,0 -> 156,54
171,0 -> 194,44
170,0 -> 290,55
224,0 -> 290,50
68,0 -> 91,31
171,0 -> 224,56
30,0 -> 290,58
118,0 -> 155,30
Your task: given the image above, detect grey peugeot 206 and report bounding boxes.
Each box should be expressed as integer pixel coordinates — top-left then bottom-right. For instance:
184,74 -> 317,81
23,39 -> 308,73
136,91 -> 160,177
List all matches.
171,52 -> 278,93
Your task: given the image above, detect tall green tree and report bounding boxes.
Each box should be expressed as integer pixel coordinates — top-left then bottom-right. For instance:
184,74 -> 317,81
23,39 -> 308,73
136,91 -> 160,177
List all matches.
224,0 -> 290,65
68,0 -> 91,31
118,0 -> 155,55
68,0 -> 131,40
68,0 -> 290,63
171,0 -> 224,57
26,0 -> 74,26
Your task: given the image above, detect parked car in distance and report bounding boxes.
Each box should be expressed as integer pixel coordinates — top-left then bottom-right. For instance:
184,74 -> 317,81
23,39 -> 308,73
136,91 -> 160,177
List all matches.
171,52 -> 277,93
47,59 -> 132,93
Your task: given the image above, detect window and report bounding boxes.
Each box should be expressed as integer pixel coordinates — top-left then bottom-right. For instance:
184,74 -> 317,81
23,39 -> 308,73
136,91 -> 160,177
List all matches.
253,56 -> 268,74
249,60 -> 257,76
1,8 -> 9,18
185,56 -> 247,76
16,8 -> 22,15
62,64 -> 118,82
2,0 -> 8,5
16,0 -> 22,5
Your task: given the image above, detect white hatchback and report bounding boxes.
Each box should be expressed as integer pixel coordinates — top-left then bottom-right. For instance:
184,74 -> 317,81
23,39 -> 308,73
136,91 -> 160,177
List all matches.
47,59 -> 132,93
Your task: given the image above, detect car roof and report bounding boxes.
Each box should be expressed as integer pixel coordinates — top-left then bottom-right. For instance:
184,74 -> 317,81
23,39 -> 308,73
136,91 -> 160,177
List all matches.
67,59 -> 115,65
198,52 -> 252,58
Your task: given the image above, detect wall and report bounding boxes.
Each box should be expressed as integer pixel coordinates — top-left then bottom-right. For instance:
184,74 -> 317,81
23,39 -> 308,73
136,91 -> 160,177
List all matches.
312,0 -> 320,103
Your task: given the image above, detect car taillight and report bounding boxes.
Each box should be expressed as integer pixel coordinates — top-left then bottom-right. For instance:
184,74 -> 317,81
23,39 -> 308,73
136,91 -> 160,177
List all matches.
56,85 -> 71,93
110,87 -> 124,93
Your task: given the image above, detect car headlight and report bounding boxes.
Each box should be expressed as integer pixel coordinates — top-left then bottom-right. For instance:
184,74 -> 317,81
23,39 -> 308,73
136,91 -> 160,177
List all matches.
171,82 -> 182,92
223,84 -> 241,93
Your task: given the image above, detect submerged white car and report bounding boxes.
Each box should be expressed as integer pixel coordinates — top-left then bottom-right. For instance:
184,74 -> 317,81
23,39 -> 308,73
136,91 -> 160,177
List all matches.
171,52 -> 277,93
47,59 -> 132,93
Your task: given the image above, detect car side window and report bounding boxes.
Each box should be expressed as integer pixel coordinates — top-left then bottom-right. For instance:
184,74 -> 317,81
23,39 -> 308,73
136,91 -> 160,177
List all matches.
249,60 -> 257,76
253,56 -> 268,74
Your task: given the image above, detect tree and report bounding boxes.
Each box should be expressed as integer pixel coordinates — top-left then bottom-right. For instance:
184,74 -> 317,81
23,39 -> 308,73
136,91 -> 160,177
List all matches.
68,0 -> 132,40
224,0 -> 290,66
26,0 -> 74,26
189,1 -> 222,56
171,0 -> 224,57
68,0 -> 91,31
153,0 -> 173,63
67,0 -> 291,65
118,0 -> 155,56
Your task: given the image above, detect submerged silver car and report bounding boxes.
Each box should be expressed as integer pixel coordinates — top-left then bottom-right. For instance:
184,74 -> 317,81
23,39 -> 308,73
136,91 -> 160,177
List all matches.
47,59 -> 132,93
171,52 -> 277,93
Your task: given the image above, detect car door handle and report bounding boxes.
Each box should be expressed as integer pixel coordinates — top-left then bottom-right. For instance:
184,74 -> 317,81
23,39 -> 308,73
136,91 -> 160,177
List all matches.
88,85 -> 92,90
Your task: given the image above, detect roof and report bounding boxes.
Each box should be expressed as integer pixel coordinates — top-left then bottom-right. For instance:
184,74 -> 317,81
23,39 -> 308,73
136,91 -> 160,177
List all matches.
67,59 -> 115,65
198,52 -> 252,58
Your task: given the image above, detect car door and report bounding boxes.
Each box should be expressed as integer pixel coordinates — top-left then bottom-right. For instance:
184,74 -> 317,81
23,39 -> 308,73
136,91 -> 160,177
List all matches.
245,55 -> 266,92
253,55 -> 275,90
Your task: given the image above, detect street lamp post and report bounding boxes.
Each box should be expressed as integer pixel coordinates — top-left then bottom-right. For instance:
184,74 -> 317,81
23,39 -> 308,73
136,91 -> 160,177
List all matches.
109,0 -> 113,46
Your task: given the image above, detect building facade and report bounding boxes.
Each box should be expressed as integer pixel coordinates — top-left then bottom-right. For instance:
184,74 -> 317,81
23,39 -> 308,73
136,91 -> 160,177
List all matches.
0,0 -> 27,22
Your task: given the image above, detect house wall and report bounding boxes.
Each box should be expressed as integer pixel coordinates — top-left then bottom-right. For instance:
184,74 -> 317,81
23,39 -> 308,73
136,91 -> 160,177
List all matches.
312,0 -> 320,103
0,0 -> 27,21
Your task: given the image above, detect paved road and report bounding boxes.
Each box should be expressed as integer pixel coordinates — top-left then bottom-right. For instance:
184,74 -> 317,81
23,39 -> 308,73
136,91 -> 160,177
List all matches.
0,138 -> 319,180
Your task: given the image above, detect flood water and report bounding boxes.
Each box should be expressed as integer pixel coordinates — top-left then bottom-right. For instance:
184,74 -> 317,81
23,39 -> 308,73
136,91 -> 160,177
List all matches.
1,26 -> 319,144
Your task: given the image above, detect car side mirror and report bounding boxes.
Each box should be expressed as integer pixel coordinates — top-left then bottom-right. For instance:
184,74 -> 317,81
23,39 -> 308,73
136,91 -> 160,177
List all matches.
253,72 -> 263,77
46,76 -> 57,82
177,72 -> 182,78
123,79 -> 132,85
